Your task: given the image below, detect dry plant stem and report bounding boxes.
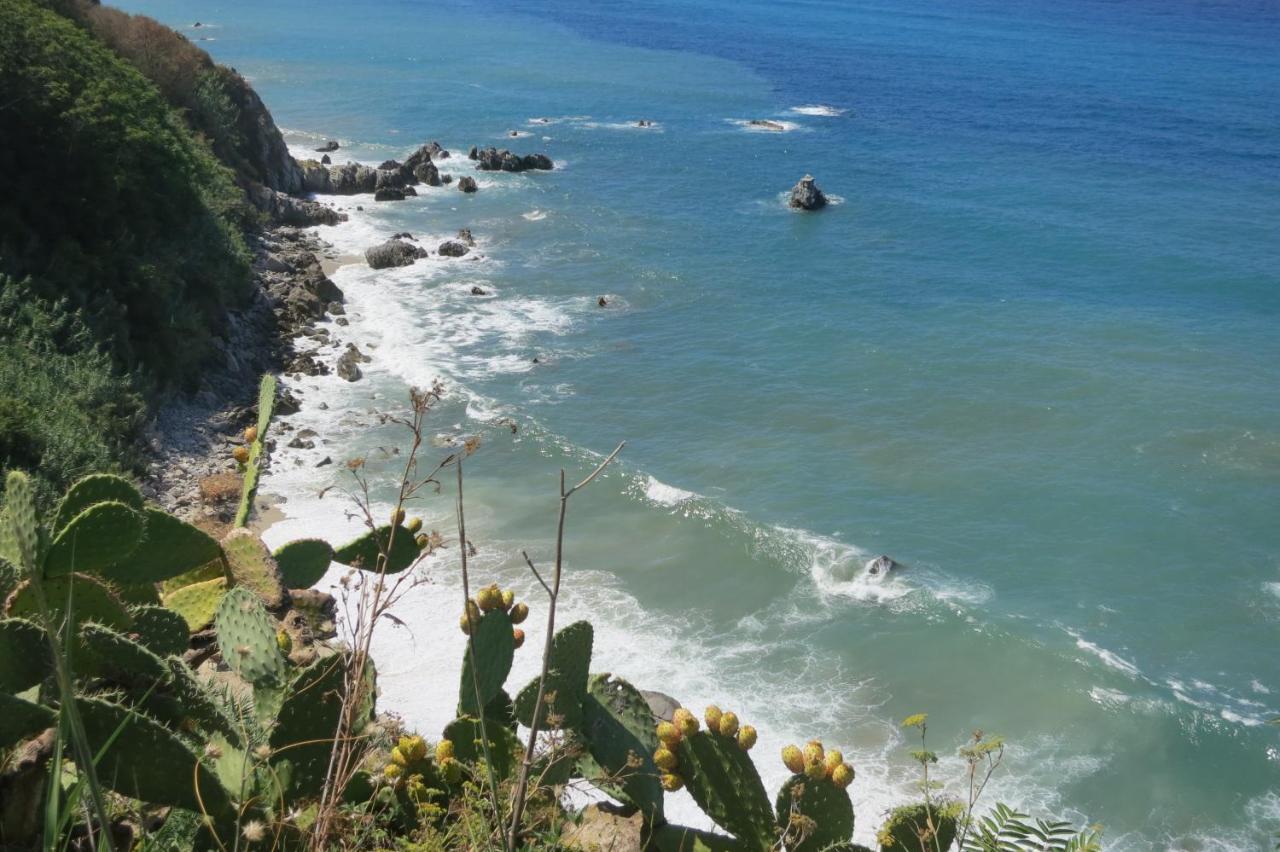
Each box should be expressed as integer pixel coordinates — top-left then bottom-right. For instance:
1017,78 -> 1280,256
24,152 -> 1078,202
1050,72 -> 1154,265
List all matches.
456,455 -> 504,845
506,442 -> 624,852
312,390 -> 442,849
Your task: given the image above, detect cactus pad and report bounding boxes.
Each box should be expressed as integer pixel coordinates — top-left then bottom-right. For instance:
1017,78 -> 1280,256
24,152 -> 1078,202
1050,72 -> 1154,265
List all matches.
1,471 -> 41,574
273,538 -> 334,589
129,605 -> 190,656
776,774 -> 854,852
222,528 -> 286,609
5,573 -> 133,632
43,500 -> 144,578
165,657 -> 242,745
333,524 -> 421,574
79,622 -> 171,686
650,823 -> 748,852
162,576 -> 227,631
442,715 -> 521,782
109,508 -> 223,584
458,608 -> 514,717
513,620 -> 593,730
51,474 -> 143,534
579,673 -> 665,823
270,654 -> 349,796
0,617 -> 50,692
77,696 -> 233,817
0,692 -> 56,749
676,730 -> 777,847
876,802 -> 960,852
215,586 -> 289,687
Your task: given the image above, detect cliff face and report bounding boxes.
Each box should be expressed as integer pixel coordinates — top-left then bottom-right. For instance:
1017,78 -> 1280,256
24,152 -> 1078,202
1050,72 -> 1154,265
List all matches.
212,64 -> 303,194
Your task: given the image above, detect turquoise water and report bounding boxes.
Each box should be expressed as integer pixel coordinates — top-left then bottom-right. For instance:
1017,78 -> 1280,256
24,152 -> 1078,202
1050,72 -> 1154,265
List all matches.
122,0 -> 1280,846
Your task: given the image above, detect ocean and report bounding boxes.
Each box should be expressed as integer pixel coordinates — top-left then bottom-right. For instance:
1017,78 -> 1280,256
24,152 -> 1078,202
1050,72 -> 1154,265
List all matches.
116,0 -> 1280,846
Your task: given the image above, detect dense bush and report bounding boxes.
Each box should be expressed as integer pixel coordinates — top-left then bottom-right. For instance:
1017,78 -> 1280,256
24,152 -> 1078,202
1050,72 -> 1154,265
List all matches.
0,276 -> 143,505
0,0 -> 252,386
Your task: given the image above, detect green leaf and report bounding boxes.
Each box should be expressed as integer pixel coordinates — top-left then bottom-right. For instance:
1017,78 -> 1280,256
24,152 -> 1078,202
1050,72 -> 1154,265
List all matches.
273,538 -> 333,589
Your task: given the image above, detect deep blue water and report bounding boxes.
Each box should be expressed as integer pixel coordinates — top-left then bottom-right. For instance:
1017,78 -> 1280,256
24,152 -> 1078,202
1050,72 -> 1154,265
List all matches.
119,0 -> 1280,846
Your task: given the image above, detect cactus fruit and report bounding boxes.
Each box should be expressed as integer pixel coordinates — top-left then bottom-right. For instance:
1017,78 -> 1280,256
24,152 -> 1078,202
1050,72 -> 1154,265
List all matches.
476,583 -> 503,612
401,735 -> 428,762
509,601 -> 529,624
384,762 -> 403,780
718,711 -> 740,738
222,528 -> 286,609
674,707 -> 700,737
738,725 -> 758,751
273,538 -> 334,589
831,763 -> 854,788
657,721 -> 682,748
512,628 -> 525,648
233,446 -> 250,464
333,524 -> 422,574
803,741 -> 824,767
162,576 -> 227,631
458,608 -> 514,717
44,500 -> 144,578
244,426 -> 258,443
435,739 -> 455,763
391,508 -> 406,526
458,613 -> 472,634
655,747 -> 679,771
783,744 -> 805,774
500,588 -> 515,609
824,749 -> 844,776
705,705 -> 723,732
215,586 -> 289,687
390,746 -> 408,767
276,629 -> 293,653
440,758 -> 463,784
661,773 -> 685,792
805,758 -> 827,780
776,773 -> 855,852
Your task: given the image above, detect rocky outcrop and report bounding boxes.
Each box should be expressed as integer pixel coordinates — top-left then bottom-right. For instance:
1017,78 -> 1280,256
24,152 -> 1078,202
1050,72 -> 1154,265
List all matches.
207,66 -> 304,193
375,166 -> 409,191
336,343 -> 368,382
413,161 -> 440,186
246,184 -> 346,227
788,174 -> 827,210
364,239 -> 427,269
437,240 -> 469,258
456,228 -> 475,246
865,555 -> 903,576
329,163 -> 379,194
315,140 -> 340,152
374,187 -> 405,202
473,147 -> 554,172
457,176 -> 478,193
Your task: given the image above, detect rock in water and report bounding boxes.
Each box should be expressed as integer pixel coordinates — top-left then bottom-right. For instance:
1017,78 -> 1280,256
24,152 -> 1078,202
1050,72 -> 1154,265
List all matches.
413,160 -> 441,186
457,176 -> 478,193
473,147 -> 554,172
865,555 -> 902,576
315,140 -> 340,152
788,174 -> 827,210
373,187 -> 405,202
320,154 -> 331,165
456,228 -> 475,246
364,239 -> 427,269
437,240 -> 469,258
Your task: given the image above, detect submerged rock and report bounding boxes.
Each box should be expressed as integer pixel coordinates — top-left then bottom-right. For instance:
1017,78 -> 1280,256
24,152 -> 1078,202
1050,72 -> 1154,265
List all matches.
788,174 -> 827,210
748,119 -> 786,132
364,238 -> 427,269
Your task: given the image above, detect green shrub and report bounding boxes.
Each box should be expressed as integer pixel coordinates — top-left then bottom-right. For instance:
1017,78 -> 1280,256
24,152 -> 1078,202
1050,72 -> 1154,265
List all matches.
0,0 -> 251,386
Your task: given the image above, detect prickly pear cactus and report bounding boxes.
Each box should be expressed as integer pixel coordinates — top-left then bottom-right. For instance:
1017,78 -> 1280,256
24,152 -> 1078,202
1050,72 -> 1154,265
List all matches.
273,538 -> 334,589
162,575 -> 228,631
78,622 -> 171,686
0,471 -> 40,575
51,473 -> 143,533
222,528 -> 286,609
77,696 -> 233,817
776,774 -> 854,852
650,823 -> 749,852
112,508 -> 223,584
43,500 -> 144,578
513,620 -> 593,730
876,802 -> 961,852
579,673 -> 664,824
0,617 -> 49,692
164,657 -> 243,745
675,730 -> 777,848
458,608 -> 514,717
5,573 -> 133,631
234,374 -> 276,529
129,605 -> 190,657
270,653 -> 349,796
333,524 -> 422,575
0,692 -> 56,749
442,715 -> 521,782
215,586 -> 289,687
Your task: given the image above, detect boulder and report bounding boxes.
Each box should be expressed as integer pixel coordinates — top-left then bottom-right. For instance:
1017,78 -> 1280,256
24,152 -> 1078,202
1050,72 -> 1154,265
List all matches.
788,174 -> 827,210
374,187 -> 405,202
364,239 -> 427,269
437,240 -> 469,258
413,161 -> 441,186
428,141 -> 450,159
456,228 -> 475,246
315,140 -> 340,152
521,153 -> 554,170
298,160 -> 332,193
377,159 -> 402,171
327,163 -> 378,194
468,145 -> 479,160
375,168 -> 409,191
402,185 -> 417,196
320,154 -> 331,165
470,286 -> 487,296
865,555 -> 903,576
640,690 -> 680,723
562,804 -> 644,852
457,176 -> 478,193
441,174 -> 454,184
335,343 -> 369,382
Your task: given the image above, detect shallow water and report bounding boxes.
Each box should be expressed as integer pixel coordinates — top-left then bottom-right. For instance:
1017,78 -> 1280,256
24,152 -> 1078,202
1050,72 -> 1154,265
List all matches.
119,0 -> 1280,846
